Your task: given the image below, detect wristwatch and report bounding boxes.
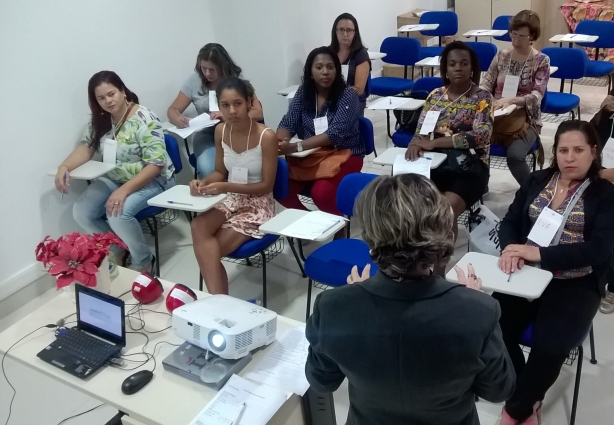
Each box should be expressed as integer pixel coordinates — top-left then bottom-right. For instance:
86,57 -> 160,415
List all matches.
296,141 -> 303,152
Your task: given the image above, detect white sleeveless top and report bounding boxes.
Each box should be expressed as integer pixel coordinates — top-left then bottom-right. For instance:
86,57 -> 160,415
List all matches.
221,123 -> 271,184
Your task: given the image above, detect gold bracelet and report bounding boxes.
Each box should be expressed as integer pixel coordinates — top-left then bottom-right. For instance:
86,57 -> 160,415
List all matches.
59,164 -> 70,170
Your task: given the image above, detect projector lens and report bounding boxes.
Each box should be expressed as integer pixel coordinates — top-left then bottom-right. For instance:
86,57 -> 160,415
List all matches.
208,330 -> 226,351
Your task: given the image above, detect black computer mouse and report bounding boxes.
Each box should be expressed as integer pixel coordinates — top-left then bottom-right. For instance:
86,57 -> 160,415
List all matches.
121,370 -> 153,395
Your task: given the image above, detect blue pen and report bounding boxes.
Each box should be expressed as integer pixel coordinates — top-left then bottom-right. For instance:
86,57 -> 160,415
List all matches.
167,200 -> 193,206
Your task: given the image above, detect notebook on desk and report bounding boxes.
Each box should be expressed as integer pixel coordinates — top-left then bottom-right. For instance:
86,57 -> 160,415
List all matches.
37,285 -> 126,379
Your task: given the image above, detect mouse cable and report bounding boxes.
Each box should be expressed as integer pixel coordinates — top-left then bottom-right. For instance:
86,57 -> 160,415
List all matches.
56,403 -> 105,425
2,324 -> 58,425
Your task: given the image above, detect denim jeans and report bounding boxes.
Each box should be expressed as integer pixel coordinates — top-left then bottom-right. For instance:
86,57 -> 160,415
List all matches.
193,127 -> 216,179
73,175 -> 175,269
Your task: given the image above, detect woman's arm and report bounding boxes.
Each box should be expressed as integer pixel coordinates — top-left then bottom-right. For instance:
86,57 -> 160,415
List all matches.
248,93 -> 264,122
451,91 -> 493,151
514,54 -> 550,111
600,168 -> 614,182
352,61 -> 370,96
167,91 -> 192,128
479,51 -> 500,95
499,178 -> 533,250
54,143 -> 96,193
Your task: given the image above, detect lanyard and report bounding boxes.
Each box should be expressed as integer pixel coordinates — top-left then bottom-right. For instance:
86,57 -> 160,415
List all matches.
111,102 -> 133,139
548,173 -> 589,217
506,49 -> 532,78
431,83 -> 474,115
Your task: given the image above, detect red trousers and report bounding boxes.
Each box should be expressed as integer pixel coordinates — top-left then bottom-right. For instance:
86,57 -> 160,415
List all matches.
280,156 -> 364,216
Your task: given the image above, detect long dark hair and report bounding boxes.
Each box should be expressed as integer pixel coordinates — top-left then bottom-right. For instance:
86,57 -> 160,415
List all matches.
302,46 -> 346,112
215,77 -> 255,106
329,13 -> 367,56
87,71 -> 139,151
551,120 -> 602,180
440,41 -> 481,86
195,43 -> 242,94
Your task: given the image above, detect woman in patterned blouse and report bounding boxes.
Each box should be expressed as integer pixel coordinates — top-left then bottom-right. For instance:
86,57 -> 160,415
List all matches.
406,41 -> 493,275
481,10 -> 550,185
54,71 -> 175,273
496,120 -> 614,424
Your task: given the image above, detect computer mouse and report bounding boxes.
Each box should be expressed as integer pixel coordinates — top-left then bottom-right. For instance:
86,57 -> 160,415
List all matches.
121,370 -> 153,395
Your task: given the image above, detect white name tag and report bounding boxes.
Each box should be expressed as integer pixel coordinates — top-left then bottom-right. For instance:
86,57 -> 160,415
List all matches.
209,92 -> 219,112
230,166 -> 248,184
603,138 -> 614,168
341,64 -> 349,82
102,138 -> 117,164
501,75 -> 520,99
527,207 -> 563,247
314,116 -> 328,135
419,111 -> 441,135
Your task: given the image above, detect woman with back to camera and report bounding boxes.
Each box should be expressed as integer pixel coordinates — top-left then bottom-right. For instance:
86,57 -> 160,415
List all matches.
189,77 -> 277,296
329,12 -> 372,114
481,10 -> 550,186
167,43 -> 264,178
305,174 -> 515,425
495,120 -> 614,424
405,41 -> 493,274
277,46 -> 365,217
55,71 -> 175,273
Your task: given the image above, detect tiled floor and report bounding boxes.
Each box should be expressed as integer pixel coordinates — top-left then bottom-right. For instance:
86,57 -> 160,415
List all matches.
2,77 -> 613,424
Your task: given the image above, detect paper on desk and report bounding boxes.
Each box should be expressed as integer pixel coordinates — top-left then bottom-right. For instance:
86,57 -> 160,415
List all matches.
494,104 -> 518,118
287,89 -> 297,99
166,112 -> 220,138
189,374 -> 289,425
368,96 -> 411,110
392,154 -> 431,178
278,211 -> 346,240
561,34 -> 595,42
245,327 -> 310,396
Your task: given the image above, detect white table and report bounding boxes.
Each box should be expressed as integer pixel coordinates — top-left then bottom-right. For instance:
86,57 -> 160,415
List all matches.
277,85 -> 300,98
374,147 -> 447,169
398,24 -> 439,32
415,56 -> 440,68
0,268 -> 306,425
368,51 -> 387,60
463,29 -> 507,39
446,252 -> 553,299
48,161 -> 116,180
259,209 -> 347,242
147,185 -> 226,213
287,138 -> 320,158
550,33 -> 599,47
550,66 -> 558,75
368,97 -> 425,140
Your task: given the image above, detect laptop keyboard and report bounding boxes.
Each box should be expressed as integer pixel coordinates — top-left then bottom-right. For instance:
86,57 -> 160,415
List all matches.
52,328 -> 120,367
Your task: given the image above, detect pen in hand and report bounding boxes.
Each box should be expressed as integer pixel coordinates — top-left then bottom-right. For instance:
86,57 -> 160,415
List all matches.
507,272 -> 512,282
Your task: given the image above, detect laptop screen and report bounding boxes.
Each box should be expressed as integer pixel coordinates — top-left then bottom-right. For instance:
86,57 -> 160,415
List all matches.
75,285 -> 126,347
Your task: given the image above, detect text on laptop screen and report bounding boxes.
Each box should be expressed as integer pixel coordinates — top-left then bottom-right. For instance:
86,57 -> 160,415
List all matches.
78,291 -> 123,338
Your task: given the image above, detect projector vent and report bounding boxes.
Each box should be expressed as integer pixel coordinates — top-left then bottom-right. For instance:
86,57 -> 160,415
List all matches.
266,319 -> 276,336
235,330 -> 253,350
193,324 -> 201,341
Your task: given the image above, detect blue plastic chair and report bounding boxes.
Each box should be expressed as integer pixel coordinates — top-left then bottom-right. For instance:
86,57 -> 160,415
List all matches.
492,15 -> 512,42
136,134 -> 183,276
489,141 -> 541,172
520,323 -> 596,425
541,47 -> 587,119
465,41 -> 497,72
419,11 -> 459,59
303,173 -> 379,319
575,20 -> 614,92
370,37 -> 421,96
359,116 -> 376,157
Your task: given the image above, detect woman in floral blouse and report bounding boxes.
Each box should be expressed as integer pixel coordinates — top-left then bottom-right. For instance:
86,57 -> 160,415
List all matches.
481,10 -> 550,185
55,71 -> 175,273
406,41 -> 493,275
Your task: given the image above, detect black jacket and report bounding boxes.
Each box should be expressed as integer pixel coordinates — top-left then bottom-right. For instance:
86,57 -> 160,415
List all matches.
305,272 -> 515,425
499,169 -> 614,296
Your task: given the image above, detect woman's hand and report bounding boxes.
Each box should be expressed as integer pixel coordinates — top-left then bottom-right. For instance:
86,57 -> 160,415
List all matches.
278,138 -> 297,155
502,244 -> 541,262
172,115 -> 190,129
201,182 -> 227,195
210,112 -> 224,121
405,144 -> 424,161
498,251 -> 526,274
494,98 -> 514,111
346,264 -> 372,285
412,138 -> 436,151
189,179 -> 207,196
55,165 -> 70,194
454,264 -> 482,291
106,188 -> 129,217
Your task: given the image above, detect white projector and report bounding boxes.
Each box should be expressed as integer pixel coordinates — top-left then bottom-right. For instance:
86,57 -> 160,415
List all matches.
172,295 -> 277,359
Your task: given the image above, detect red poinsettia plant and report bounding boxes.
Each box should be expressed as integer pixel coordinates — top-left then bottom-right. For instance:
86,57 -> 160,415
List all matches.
35,232 -> 127,289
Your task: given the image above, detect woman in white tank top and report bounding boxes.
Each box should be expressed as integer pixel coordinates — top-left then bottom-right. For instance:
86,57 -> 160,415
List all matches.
189,78 -> 278,295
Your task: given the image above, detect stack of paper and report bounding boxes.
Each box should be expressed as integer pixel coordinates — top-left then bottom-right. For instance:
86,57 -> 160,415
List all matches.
278,211 -> 346,240
494,104 -> 518,118
166,112 -> 220,138
392,154 -> 432,178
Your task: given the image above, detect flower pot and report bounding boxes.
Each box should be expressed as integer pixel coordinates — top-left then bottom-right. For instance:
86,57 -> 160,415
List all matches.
60,256 -> 112,303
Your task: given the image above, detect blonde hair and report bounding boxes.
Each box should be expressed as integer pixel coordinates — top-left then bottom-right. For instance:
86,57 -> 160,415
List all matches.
354,174 -> 455,279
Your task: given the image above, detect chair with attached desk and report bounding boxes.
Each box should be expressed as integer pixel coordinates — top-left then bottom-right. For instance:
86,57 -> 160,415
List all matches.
574,20 -> 614,93
541,47 -> 587,120
369,37 -> 421,96
302,172 -> 379,320
492,15 -> 512,42
419,11 -> 459,60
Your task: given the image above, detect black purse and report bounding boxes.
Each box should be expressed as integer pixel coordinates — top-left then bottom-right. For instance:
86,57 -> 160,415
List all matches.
429,132 -> 486,177
392,89 -> 432,133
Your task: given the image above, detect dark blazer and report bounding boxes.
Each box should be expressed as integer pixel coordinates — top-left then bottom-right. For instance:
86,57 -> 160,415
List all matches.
305,272 -> 515,425
499,169 -> 614,296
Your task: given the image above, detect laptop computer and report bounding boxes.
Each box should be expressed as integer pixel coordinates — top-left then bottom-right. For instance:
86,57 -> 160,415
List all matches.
37,284 -> 126,379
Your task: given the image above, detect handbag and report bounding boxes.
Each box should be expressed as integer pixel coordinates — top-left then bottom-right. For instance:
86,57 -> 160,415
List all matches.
428,132 -> 485,177
286,147 -> 352,181
393,105 -> 423,133
465,205 -> 501,256
492,108 -> 529,148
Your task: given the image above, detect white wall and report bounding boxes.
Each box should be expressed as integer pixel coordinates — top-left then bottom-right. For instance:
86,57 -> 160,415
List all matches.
0,0 -> 449,300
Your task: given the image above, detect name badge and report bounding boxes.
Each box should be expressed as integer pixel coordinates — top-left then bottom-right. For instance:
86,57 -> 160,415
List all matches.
603,138 -> 614,168
341,64 -> 349,82
209,92 -> 219,112
314,116 -> 328,135
229,166 -> 248,184
501,75 -> 520,99
419,111 -> 441,135
102,138 -> 117,164
527,207 -> 563,247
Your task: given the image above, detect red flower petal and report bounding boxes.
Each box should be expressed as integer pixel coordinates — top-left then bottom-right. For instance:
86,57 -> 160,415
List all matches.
56,274 -> 76,289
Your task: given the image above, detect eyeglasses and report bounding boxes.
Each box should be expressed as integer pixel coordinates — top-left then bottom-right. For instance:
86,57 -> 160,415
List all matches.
510,32 -> 531,40
336,28 -> 355,35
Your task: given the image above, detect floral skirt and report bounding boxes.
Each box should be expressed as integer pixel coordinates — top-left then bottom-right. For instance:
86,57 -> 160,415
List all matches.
214,192 -> 275,239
